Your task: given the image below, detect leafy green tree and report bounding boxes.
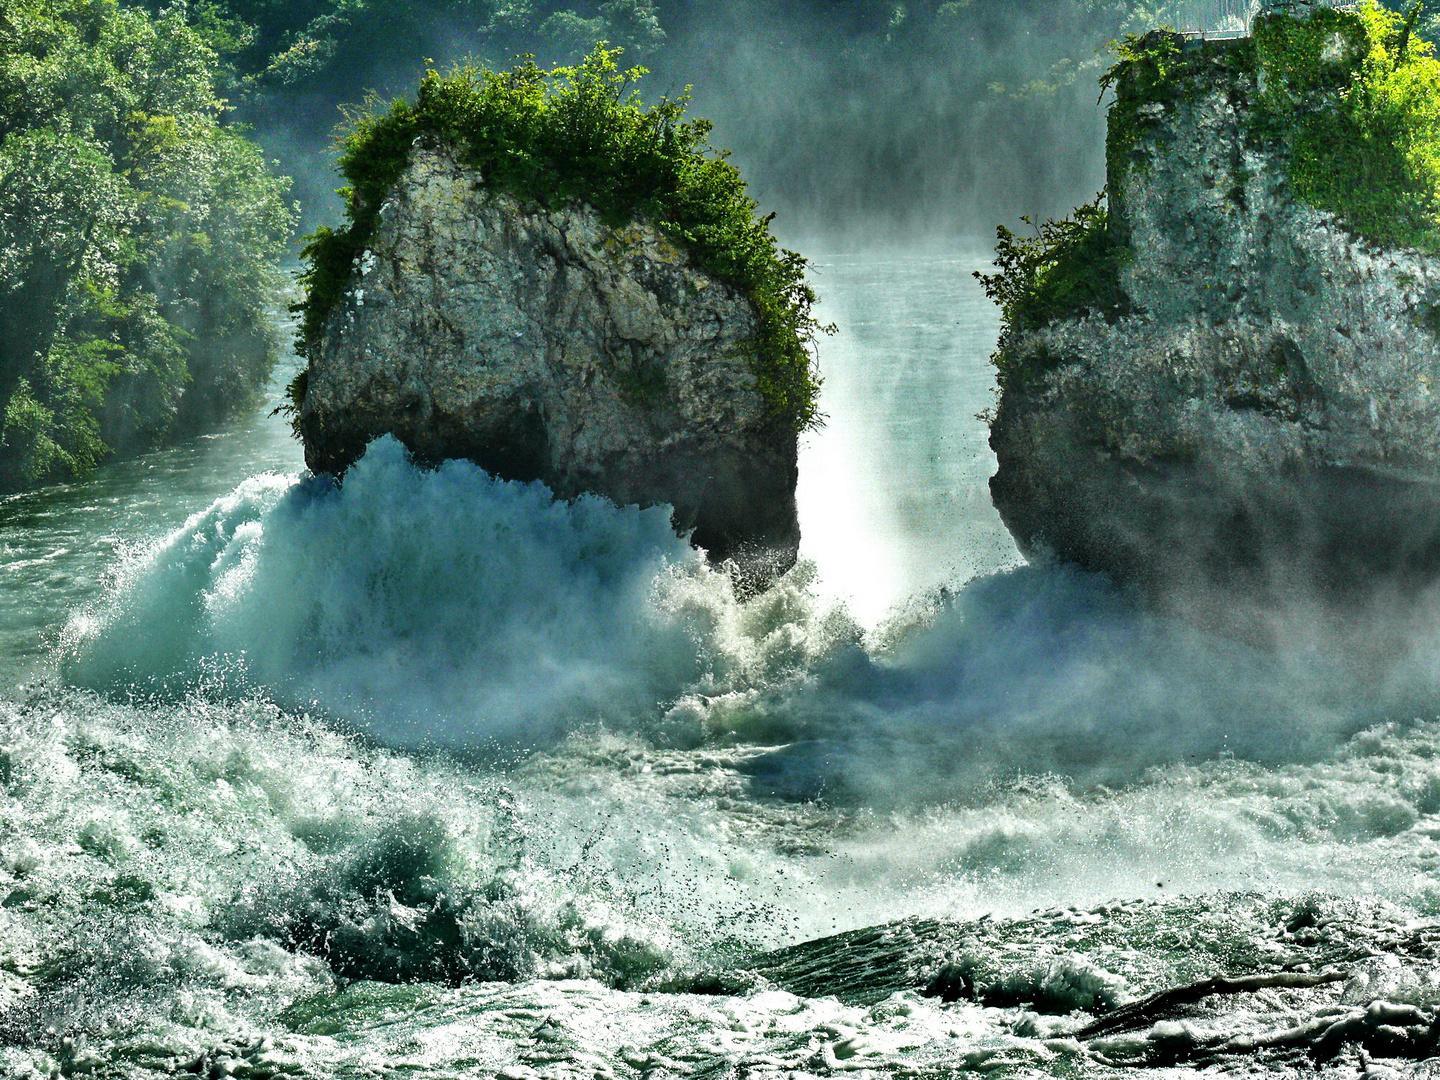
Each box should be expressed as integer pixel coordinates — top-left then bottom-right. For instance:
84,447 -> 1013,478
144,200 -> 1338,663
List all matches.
0,0 -> 292,493
129,113 -> 292,429
1254,0 -> 1440,249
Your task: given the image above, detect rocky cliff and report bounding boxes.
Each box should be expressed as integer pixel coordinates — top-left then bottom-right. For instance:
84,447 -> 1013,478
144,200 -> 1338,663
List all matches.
299,141 -> 800,583
988,12 -> 1440,618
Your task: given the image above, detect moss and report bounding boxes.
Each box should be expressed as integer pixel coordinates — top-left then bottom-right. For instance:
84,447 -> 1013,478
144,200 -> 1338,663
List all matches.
294,46 -> 826,433
974,196 -> 1131,392
611,353 -> 670,409
1418,299 -> 1440,336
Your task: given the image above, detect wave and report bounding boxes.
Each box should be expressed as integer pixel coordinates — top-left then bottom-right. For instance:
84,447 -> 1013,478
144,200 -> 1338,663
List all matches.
62,437 -> 719,750
60,437 -> 1440,797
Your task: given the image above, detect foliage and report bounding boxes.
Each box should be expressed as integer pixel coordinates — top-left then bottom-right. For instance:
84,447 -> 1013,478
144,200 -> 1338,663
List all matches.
132,0 -> 667,97
974,196 -> 1130,389
128,0 -> 1283,240
1252,0 -> 1440,250
296,45 -> 825,432
131,114 -> 294,429
1100,29 -> 1185,179
0,0 -> 292,493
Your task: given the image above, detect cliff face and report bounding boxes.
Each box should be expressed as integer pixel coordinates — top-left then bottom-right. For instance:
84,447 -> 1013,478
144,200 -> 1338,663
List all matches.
300,142 -> 799,582
989,30 -> 1440,613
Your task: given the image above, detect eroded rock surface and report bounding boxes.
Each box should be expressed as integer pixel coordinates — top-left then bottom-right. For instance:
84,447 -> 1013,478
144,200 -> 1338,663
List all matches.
990,34 -> 1440,616
301,141 -> 798,581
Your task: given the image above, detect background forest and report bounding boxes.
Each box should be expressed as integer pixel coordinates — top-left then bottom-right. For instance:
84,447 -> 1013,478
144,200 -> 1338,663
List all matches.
0,0 -> 291,493
0,0 -> 1430,494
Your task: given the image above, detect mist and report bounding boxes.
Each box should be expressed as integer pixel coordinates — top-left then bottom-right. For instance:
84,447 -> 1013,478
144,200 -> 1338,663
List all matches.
245,1 -> 1271,245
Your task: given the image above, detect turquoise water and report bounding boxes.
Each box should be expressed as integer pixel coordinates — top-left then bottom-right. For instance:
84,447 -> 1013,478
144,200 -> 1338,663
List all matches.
797,251 -> 1017,625
0,367 -> 302,684
7,252 -> 1440,1079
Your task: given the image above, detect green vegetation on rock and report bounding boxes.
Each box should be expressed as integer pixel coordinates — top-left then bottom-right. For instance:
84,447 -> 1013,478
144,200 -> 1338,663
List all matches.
975,197 -> 1131,391
1105,2 -> 1440,248
295,45 -> 825,432
1103,28 -> 1191,182
982,1 -> 1440,403
1253,0 -> 1440,250
114,0 -> 1333,255
0,0 -> 293,494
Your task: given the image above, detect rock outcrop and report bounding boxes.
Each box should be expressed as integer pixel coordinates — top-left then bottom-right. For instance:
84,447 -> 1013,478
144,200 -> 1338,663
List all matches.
300,141 -> 799,583
989,27 -> 1440,616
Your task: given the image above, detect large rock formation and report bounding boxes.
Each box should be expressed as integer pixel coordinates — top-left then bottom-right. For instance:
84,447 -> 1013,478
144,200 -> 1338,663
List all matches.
300,140 -> 799,582
989,26 -> 1440,617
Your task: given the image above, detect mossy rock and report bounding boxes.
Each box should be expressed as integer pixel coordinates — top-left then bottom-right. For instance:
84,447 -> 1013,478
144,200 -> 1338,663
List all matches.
294,46 -> 825,436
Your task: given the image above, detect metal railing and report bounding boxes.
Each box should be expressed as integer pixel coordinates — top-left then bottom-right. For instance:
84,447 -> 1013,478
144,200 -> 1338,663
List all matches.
1165,0 -> 1258,34
1166,0 -> 1352,36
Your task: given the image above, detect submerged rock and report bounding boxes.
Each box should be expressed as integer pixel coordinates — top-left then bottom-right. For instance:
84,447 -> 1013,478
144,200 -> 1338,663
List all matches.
987,22 -> 1440,618
300,141 -> 800,584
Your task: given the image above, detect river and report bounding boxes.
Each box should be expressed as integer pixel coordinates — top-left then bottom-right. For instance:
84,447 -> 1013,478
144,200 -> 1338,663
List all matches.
4,251 -> 1440,1078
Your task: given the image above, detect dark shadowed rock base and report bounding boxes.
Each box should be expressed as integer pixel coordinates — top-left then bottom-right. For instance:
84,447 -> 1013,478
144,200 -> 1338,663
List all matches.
992,410 -> 1440,611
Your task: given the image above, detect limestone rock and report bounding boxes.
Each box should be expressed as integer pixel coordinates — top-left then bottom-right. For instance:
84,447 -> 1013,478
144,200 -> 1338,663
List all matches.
300,140 -> 799,584
989,33 -> 1440,618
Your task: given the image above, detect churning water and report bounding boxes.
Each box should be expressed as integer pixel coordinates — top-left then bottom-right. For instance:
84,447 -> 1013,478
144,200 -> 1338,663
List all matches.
8,253 -> 1440,1078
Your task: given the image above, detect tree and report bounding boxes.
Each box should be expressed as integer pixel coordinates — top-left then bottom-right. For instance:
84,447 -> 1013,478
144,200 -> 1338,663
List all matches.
0,0 -> 292,493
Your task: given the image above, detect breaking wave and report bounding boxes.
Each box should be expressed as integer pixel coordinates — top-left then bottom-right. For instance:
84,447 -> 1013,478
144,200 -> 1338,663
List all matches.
62,437 -> 723,750
60,437 -> 1440,797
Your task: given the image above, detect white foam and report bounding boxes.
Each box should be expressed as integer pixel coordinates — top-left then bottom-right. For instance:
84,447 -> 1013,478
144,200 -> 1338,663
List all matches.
59,436 -> 1440,798
62,438 -> 719,748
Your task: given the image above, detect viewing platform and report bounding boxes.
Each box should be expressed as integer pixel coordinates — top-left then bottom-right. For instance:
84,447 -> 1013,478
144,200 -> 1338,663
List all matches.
1173,0 -> 1354,39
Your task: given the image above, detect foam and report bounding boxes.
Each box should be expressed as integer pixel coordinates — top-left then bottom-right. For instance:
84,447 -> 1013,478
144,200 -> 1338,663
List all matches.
63,438 -> 715,749
60,437 -> 1440,798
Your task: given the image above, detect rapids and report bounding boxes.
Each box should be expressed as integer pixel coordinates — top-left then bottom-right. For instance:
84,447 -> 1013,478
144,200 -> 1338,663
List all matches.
7,252 -> 1440,1078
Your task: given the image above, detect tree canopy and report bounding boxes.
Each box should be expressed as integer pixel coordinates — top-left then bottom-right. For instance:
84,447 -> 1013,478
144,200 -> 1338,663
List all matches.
0,0 -> 293,492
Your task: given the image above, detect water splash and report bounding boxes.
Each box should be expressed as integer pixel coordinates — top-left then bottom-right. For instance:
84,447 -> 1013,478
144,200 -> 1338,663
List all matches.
61,436 -> 1440,799
62,437 -> 718,750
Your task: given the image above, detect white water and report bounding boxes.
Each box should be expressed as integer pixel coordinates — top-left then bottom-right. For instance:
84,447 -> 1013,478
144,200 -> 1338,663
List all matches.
62,439 -> 715,749
8,252 -> 1440,1078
